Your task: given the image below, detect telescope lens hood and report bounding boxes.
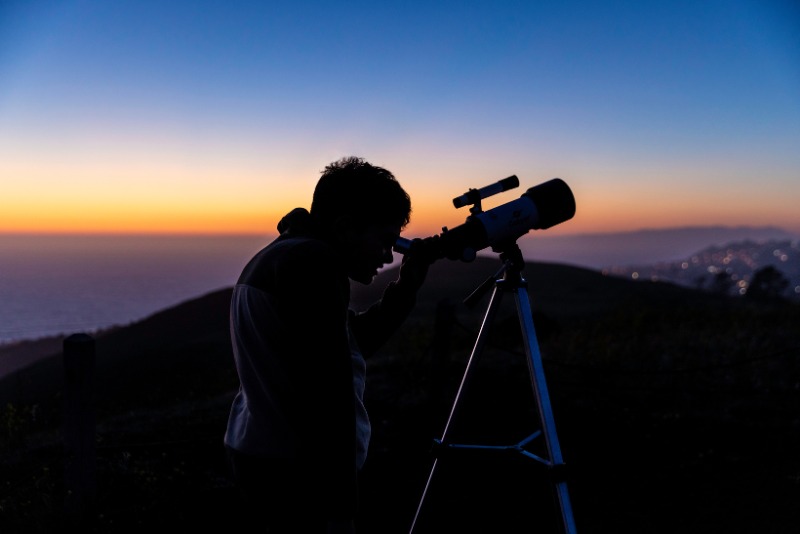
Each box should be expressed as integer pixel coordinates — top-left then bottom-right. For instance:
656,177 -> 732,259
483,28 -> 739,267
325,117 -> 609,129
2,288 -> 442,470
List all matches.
523,178 -> 576,229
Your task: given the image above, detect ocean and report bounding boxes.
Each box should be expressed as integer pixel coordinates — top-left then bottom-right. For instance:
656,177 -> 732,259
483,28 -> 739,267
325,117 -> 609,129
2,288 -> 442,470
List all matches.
0,233 -> 271,345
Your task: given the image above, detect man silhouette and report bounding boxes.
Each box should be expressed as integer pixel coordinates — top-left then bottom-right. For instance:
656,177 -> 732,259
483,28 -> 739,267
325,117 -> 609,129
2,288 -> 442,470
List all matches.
224,156 -> 436,533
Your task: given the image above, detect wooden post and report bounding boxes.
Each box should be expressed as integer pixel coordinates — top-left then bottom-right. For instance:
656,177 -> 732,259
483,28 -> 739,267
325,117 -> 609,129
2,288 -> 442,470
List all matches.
63,333 -> 96,525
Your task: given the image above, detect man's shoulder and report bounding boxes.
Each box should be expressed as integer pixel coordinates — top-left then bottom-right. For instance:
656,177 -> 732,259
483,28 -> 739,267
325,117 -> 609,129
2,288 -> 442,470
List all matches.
264,235 -> 337,264
239,235 -> 341,288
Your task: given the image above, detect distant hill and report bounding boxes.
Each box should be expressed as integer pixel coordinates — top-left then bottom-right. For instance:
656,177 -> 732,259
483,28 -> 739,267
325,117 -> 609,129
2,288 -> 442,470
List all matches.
353,256 -> 708,319
0,287 -> 235,407
605,238 -> 800,299
518,225 -> 798,268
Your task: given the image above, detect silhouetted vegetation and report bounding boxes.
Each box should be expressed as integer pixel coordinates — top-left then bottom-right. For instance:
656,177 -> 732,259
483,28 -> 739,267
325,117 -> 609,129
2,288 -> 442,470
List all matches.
746,265 -> 791,301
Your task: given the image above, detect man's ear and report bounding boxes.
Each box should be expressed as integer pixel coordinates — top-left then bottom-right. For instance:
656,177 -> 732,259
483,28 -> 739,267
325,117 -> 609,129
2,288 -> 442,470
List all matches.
331,215 -> 356,243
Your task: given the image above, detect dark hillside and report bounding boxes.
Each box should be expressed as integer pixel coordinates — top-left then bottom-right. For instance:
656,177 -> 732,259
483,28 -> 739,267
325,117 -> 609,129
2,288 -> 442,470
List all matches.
1,258 -> 798,533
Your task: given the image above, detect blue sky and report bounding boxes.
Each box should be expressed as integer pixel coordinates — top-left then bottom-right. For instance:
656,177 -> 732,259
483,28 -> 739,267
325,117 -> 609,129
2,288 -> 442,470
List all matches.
1,0 -> 798,236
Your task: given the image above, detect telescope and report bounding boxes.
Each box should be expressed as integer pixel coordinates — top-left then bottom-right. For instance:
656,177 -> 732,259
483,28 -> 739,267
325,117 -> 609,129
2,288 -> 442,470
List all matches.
394,176 -> 576,262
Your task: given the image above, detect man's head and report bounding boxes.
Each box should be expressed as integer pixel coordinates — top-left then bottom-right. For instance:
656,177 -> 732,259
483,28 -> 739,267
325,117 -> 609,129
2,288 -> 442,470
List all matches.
311,156 -> 411,229
310,156 -> 411,284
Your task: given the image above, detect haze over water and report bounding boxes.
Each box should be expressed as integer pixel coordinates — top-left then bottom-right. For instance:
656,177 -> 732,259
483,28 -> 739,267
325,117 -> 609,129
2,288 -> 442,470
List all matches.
0,234 -> 265,344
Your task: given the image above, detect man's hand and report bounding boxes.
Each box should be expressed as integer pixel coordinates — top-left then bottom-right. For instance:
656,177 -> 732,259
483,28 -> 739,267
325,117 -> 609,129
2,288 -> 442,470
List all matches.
397,235 -> 441,292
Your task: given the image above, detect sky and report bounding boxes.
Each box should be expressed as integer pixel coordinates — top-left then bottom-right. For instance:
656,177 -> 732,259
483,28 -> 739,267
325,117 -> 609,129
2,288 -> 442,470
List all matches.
1,0 -> 799,239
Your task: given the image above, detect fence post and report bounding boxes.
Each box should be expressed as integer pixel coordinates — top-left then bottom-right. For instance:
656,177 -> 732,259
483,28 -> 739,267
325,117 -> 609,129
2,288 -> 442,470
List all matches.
63,333 -> 96,525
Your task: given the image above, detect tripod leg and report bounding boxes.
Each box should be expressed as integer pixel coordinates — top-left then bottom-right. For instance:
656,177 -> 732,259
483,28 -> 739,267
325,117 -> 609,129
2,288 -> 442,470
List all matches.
514,287 -> 577,534
409,283 -> 506,534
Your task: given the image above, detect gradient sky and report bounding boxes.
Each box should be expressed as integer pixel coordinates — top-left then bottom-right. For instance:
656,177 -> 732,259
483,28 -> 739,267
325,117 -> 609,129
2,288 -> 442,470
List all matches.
1,0 -> 798,238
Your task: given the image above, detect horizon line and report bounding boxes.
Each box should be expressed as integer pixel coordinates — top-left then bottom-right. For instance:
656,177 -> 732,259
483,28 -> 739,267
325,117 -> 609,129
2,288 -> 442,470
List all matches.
1,224 -> 798,239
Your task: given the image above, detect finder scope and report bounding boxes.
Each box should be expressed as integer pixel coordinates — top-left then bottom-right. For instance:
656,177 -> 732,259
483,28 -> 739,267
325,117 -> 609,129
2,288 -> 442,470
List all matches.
395,176 -> 575,262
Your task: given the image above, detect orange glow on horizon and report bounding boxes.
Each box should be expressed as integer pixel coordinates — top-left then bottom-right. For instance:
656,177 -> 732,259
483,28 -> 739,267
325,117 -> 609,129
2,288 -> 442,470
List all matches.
4,177 -> 800,237
3,174 -> 800,236
0,194 -> 286,235
5,202 -> 799,237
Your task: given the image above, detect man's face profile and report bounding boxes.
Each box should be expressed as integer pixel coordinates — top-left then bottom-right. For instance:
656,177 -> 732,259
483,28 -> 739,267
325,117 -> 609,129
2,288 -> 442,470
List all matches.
345,222 -> 402,284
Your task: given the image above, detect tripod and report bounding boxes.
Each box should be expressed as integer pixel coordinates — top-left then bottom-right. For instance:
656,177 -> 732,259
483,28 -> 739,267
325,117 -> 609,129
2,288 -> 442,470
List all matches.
409,245 -> 577,534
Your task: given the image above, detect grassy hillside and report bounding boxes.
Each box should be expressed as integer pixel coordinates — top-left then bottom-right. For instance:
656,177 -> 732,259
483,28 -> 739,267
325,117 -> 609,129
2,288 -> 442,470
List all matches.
1,257 -> 798,533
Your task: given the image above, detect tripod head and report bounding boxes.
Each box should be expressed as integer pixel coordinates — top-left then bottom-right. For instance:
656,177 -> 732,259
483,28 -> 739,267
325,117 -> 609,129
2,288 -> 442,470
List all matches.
462,242 -> 527,308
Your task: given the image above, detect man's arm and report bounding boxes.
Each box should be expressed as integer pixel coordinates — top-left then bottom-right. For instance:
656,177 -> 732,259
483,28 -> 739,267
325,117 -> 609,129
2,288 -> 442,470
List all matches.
350,237 -> 439,355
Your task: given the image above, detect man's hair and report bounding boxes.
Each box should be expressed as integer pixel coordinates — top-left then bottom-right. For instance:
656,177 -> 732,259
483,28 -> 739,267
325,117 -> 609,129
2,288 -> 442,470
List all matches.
311,156 -> 411,229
